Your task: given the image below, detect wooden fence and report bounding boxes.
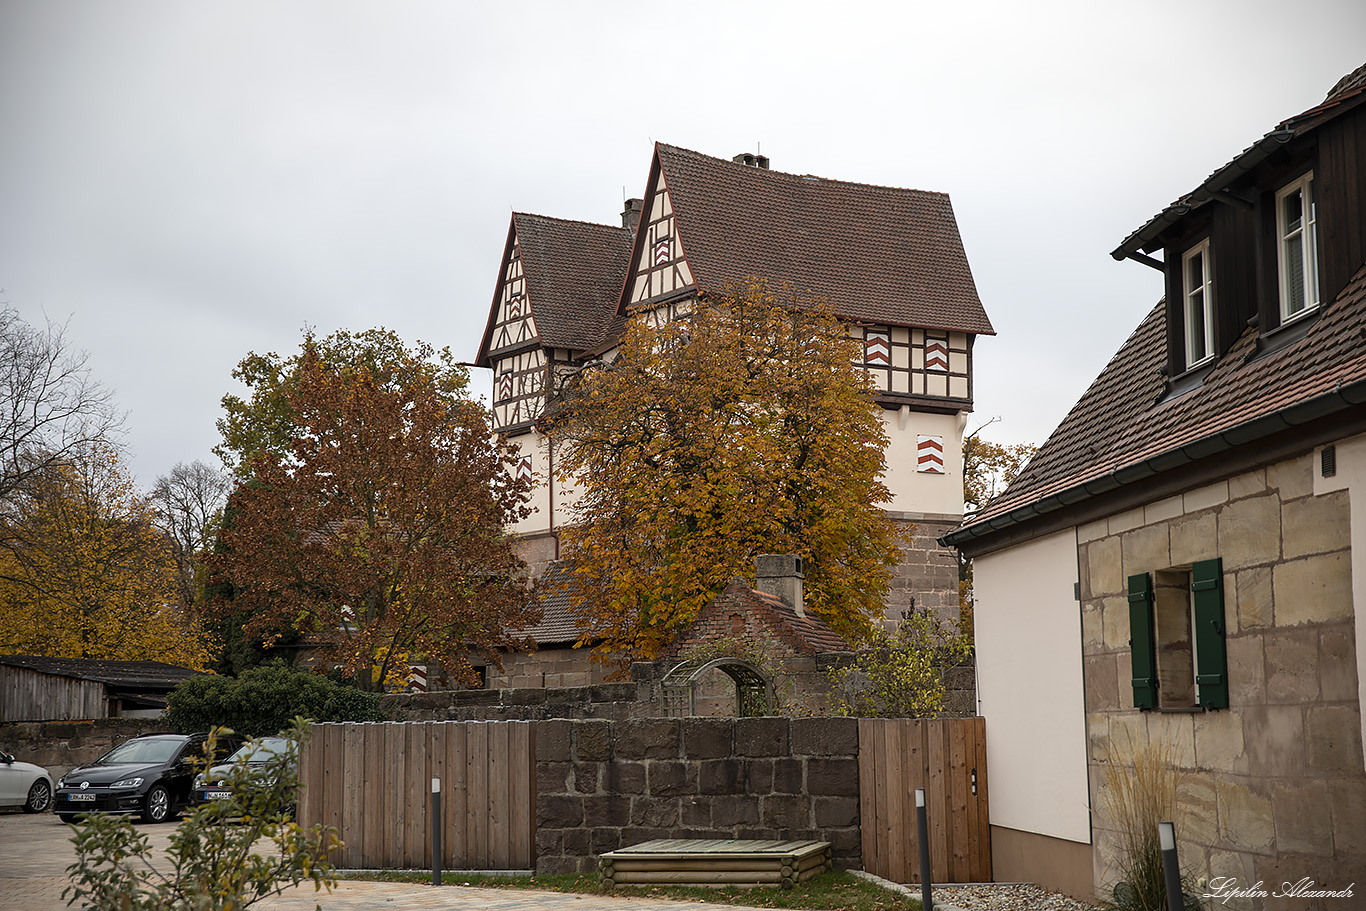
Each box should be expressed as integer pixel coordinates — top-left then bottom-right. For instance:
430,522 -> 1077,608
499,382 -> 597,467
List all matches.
857,717 -> 990,884
298,720 -> 535,870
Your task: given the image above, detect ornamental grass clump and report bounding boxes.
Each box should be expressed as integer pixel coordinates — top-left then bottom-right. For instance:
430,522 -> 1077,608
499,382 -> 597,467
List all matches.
1100,734 -> 1201,911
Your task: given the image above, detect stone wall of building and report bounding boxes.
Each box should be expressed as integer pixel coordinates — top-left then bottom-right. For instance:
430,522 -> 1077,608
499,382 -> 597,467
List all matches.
484,646 -> 610,690
887,512 -> 963,627
533,716 -> 862,875
1077,452 -> 1364,905
0,718 -> 167,782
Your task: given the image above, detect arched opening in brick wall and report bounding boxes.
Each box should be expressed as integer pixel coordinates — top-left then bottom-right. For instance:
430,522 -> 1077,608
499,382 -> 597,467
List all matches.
660,657 -> 772,718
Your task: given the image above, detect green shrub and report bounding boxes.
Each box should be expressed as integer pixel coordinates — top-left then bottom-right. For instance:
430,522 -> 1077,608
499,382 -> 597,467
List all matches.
826,611 -> 973,718
165,663 -> 384,736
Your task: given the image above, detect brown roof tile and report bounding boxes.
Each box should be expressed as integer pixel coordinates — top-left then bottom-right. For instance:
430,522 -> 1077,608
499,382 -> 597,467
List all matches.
647,144 -> 994,335
476,214 -> 632,364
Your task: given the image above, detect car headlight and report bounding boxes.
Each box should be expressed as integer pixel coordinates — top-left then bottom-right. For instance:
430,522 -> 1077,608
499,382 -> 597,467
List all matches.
193,773 -> 206,788
110,777 -> 143,789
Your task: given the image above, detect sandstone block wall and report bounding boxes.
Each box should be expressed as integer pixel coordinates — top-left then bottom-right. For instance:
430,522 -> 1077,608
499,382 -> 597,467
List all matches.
533,716 -> 862,875
1077,452 -> 1364,905
887,513 -> 962,627
0,718 -> 167,782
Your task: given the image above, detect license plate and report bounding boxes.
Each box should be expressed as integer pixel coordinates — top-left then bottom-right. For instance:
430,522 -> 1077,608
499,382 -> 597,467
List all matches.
204,790 -> 232,800
68,793 -> 95,802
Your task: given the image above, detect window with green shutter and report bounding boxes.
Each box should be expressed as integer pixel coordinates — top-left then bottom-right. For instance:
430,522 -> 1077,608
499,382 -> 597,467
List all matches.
1191,558 -> 1228,709
1127,560 -> 1228,711
1127,572 -> 1158,709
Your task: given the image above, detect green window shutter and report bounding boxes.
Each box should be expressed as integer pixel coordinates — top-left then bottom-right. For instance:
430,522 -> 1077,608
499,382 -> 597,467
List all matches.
1192,557 -> 1229,709
1127,572 -> 1157,709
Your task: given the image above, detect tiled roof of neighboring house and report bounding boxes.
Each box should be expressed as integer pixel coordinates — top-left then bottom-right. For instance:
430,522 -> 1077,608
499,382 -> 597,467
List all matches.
666,578 -> 855,658
649,144 -> 994,336
0,654 -> 202,690
952,261 -> 1366,540
516,563 -> 585,646
475,214 -> 632,365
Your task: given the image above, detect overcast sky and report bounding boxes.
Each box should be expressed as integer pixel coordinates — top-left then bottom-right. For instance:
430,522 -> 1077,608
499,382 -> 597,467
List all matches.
2,1 -> 1364,488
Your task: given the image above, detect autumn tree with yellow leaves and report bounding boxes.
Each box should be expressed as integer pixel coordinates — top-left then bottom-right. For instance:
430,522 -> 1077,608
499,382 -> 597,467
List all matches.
549,279 -> 905,669
209,330 -> 538,690
0,443 -> 214,669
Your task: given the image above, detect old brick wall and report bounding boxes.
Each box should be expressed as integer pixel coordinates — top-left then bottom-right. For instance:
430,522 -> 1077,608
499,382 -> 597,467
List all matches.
0,718 -> 168,782
533,716 -> 862,875
382,682 -> 650,723
1079,451 -> 1365,902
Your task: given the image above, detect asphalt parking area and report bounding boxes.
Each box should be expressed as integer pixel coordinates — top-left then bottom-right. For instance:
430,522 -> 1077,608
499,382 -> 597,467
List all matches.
0,809 -> 775,911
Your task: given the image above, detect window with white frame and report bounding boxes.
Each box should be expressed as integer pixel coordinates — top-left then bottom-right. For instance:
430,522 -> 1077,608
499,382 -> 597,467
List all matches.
1182,240 -> 1214,368
1277,172 -> 1319,322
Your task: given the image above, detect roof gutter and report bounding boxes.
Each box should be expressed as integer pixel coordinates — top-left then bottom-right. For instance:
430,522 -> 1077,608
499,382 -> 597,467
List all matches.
1110,128 -> 1296,268
941,372 -> 1366,549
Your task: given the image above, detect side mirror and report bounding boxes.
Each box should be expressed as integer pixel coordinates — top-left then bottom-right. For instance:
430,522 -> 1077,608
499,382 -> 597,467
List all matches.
0,751 -> 13,764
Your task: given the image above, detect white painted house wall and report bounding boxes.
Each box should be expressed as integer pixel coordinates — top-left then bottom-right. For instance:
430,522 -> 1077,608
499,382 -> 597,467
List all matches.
973,526 -> 1091,843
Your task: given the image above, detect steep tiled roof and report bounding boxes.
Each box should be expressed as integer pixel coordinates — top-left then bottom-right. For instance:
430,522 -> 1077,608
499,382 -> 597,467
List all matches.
953,262 -> 1366,539
0,654 -> 202,689
475,214 -> 632,364
514,213 -> 633,352
650,145 -> 994,335
516,563 -> 583,646
666,579 -> 855,658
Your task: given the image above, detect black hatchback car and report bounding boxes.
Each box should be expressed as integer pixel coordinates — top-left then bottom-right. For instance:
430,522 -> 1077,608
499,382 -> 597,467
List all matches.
54,732 -> 243,823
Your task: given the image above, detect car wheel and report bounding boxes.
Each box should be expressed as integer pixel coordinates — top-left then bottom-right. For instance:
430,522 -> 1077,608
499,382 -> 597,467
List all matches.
142,784 -> 172,823
57,814 -> 76,824
22,779 -> 52,813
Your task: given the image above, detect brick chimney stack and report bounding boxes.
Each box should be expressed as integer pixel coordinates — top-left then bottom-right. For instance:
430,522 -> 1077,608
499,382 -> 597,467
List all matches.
755,554 -> 804,617
732,152 -> 770,169
621,198 -> 643,232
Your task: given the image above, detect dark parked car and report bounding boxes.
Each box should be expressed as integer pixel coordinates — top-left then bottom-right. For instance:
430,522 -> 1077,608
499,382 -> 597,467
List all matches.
190,736 -> 293,811
54,732 -> 243,823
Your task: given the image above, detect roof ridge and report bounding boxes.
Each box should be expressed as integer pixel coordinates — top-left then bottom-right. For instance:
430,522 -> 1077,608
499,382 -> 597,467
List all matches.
655,142 -> 949,198
514,211 -> 630,233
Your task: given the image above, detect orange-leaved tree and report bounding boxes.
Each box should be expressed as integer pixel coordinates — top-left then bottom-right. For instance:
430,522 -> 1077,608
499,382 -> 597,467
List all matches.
209,331 -> 537,690
0,442 -> 214,669
549,278 -> 904,670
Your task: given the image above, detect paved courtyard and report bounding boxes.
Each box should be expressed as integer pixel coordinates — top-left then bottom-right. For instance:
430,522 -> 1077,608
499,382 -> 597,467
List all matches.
0,810 -> 772,911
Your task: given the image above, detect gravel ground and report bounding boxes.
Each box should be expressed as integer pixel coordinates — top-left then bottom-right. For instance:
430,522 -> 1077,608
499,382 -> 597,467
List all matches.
932,883 -> 1102,910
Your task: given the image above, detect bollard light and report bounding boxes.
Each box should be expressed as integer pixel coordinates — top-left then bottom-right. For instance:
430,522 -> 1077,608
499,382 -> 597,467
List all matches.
1158,821 -> 1181,911
915,788 -> 932,911
432,778 -> 443,887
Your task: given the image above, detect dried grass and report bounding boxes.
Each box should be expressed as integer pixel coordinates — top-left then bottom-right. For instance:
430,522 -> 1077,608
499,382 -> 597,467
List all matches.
1099,733 -> 1189,911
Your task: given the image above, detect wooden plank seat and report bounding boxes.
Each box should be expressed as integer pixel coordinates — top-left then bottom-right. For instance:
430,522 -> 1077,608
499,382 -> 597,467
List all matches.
598,838 -> 832,889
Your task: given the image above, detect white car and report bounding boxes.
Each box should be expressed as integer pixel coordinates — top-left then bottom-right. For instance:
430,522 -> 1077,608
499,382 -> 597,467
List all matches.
0,749 -> 54,813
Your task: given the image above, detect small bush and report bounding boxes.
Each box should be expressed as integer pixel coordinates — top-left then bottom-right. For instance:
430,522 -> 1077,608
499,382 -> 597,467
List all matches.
165,663 -> 384,736
826,611 -> 972,718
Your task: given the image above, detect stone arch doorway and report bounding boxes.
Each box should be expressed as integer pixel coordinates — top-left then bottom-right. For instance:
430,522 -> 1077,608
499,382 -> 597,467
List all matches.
660,657 -> 773,718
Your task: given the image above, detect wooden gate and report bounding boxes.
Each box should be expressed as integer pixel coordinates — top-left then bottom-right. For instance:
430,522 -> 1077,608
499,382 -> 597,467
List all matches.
857,717 -> 990,884
297,720 -> 536,870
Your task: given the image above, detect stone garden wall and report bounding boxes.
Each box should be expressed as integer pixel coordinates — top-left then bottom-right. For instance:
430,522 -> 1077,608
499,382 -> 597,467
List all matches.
532,715 -> 862,875
0,718 -> 167,782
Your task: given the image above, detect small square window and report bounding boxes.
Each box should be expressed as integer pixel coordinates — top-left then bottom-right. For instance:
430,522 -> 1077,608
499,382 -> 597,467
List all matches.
1182,240 -> 1214,368
1277,172 -> 1319,323
1127,559 -> 1228,710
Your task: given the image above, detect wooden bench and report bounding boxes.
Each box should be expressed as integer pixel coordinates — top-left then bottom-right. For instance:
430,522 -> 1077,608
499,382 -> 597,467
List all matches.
598,838 -> 832,889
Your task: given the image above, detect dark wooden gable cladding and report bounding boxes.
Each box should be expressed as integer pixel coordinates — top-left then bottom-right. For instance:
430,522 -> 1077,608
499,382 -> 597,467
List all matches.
1150,86 -> 1366,378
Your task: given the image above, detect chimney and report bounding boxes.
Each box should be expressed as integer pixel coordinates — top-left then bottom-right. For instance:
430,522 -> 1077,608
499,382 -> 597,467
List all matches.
732,152 -> 770,170
621,198 -> 643,231
756,554 -> 804,617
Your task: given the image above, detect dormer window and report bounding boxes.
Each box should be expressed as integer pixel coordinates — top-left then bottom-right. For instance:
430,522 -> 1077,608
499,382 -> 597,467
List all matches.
1276,172 -> 1319,323
1181,240 -> 1214,368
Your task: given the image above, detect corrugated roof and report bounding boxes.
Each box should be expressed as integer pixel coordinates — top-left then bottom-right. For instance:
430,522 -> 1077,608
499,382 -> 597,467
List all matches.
646,144 -> 994,335
0,654 -> 202,689
475,214 -> 632,365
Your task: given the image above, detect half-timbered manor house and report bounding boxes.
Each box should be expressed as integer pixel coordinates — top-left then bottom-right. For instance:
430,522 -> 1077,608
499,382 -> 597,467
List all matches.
475,144 -> 993,660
